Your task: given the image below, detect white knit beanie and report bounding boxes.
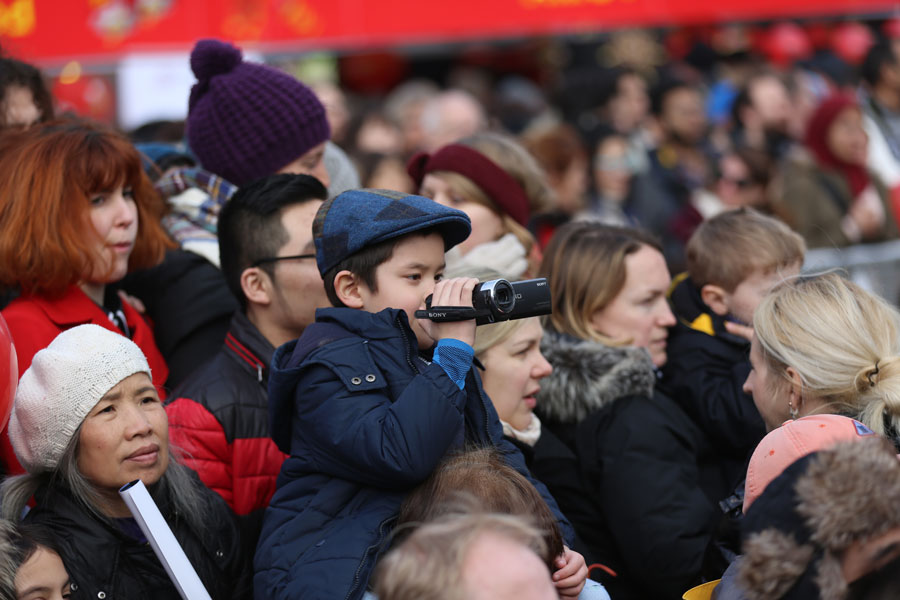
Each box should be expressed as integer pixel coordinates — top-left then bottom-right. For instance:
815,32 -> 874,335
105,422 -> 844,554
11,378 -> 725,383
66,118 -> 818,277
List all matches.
9,324 -> 152,473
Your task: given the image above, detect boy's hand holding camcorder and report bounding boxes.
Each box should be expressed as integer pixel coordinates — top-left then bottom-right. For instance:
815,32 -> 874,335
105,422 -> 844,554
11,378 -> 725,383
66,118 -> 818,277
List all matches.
417,277 -> 479,347
416,278 -> 552,325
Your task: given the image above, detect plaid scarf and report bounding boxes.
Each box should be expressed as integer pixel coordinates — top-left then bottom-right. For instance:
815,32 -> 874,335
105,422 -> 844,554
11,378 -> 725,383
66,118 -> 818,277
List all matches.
156,167 -> 238,266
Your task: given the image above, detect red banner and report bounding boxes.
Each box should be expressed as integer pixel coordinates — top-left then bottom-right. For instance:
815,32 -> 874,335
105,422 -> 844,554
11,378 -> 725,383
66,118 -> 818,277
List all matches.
1,0 -> 897,65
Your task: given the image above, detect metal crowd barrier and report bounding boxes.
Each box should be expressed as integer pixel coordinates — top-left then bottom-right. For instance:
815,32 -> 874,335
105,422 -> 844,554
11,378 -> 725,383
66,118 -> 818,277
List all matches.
804,239 -> 900,306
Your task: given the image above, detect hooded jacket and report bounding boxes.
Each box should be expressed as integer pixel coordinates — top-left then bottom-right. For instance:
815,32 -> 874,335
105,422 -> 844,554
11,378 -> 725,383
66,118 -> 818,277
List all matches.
664,274 -> 766,479
538,330 -> 732,600
254,307 -> 573,600
25,477 -> 250,600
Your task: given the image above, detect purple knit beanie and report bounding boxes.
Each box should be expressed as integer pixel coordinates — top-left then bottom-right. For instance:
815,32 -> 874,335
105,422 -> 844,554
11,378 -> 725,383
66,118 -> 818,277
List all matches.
186,39 -> 330,187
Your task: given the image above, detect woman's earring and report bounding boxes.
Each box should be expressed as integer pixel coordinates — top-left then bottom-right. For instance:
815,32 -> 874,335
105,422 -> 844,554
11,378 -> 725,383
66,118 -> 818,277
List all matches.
789,401 -> 799,420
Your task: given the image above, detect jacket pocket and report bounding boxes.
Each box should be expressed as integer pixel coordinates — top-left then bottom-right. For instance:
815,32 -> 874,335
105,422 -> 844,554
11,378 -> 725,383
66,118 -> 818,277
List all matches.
307,339 -> 388,394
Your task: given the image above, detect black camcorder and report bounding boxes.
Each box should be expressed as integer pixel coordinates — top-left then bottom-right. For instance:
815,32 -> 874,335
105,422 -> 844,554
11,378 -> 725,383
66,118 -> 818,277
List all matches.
414,278 -> 552,325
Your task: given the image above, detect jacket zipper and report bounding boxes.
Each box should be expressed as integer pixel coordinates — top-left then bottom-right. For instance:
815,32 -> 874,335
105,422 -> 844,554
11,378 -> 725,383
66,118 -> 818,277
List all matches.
478,386 -> 492,444
224,332 -> 266,383
343,317 -> 418,599
344,515 -> 396,600
396,314 -> 420,375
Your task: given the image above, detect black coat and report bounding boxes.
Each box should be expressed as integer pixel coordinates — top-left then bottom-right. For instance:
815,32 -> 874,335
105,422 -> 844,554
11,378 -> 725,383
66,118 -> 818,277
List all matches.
505,428 -> 596,562
538,331 -> 733,600
662,274 -> 766,486
26,479 -> 251,600
120,249 -> 238,390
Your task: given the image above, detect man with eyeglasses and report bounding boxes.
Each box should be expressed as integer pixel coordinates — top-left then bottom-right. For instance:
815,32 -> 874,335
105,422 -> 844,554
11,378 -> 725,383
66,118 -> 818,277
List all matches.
165,174 -> 330,553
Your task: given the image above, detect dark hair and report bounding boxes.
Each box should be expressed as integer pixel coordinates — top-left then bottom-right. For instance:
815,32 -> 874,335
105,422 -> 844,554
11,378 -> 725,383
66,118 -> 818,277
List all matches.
128,119 -> 186,144
590,125 -> 627,155
861,40 -> 898,88
730,84 -> 753,131
734,146 -> 774,187
650,78 -> 694,117
218,173 -> 328,311
0,521 -> 64,600
596,66 -> 640,109
521,122 -> 586,180
0,56 -> 53,129
323,228 -> 442,308
352,152 -> 408,189
730,71 -> 787,130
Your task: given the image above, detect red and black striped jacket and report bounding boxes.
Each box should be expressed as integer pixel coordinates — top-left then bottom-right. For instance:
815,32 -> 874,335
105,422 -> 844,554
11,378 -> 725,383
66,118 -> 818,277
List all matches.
166,311 -> 286,518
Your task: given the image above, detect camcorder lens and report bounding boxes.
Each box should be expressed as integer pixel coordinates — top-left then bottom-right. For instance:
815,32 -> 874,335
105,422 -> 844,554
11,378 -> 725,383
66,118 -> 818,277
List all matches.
495,286 -> 512,309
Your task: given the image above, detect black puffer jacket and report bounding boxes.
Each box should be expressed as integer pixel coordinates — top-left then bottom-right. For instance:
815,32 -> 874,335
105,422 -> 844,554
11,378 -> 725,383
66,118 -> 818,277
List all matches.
538,331 -> 733,600
663,274 -> 766,485
120,249 -> 238,390
25,478 -> 251,600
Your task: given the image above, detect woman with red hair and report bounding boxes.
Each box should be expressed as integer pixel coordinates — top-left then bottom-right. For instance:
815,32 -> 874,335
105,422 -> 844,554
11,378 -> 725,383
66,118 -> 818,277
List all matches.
0,119 -> 173,474
777,93 -> 898,248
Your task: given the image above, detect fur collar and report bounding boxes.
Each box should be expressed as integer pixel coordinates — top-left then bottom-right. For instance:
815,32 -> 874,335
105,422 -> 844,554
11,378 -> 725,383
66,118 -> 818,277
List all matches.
537,330 -> 656,424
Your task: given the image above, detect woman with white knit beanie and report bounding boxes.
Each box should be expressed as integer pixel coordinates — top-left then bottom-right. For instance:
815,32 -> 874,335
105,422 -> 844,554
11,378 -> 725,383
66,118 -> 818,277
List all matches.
0,325 -> 250,600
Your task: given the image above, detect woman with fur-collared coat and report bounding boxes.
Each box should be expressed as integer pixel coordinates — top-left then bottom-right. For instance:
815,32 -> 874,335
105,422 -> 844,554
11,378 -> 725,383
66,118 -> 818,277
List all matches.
536,222 -> 733,600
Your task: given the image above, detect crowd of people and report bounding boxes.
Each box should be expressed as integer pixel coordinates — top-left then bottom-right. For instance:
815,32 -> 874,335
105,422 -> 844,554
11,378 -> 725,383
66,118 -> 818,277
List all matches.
1,21 -> 900,600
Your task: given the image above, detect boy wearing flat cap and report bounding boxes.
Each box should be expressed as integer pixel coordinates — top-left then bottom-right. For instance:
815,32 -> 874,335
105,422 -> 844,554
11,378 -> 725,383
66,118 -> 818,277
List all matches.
254,189 -> 582,600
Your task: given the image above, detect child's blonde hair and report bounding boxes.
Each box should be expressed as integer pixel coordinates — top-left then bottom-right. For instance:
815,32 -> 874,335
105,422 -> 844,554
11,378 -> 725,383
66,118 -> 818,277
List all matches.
686,208 -> 806,291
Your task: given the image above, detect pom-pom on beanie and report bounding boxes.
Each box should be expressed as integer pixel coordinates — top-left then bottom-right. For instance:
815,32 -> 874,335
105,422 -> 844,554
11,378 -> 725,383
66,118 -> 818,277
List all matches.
9,324 -> 152,474
186,38 -> 330,187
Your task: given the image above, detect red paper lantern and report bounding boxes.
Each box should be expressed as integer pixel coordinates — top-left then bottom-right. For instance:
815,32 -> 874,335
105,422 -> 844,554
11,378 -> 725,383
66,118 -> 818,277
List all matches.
831,22 -> 875,66
760,22 -> 813,68
883,18 -> 900,40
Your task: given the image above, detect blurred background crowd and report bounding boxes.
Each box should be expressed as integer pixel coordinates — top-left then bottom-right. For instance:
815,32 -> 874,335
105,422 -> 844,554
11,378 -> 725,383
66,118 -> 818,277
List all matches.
10,10 -> 900,274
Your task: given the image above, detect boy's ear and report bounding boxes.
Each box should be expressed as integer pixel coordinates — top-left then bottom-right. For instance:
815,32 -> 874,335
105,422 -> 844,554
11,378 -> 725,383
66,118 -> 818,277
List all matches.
333,270 -> 365,309
700,284 -> 730,317
241,267 -> 272,307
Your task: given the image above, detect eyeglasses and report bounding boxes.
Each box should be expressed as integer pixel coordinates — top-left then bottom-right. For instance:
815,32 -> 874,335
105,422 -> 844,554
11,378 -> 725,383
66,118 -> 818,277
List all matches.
251,253 -> 316,268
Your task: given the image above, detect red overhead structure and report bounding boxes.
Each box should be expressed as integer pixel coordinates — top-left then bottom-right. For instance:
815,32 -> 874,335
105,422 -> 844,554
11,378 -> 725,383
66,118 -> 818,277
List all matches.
1,0 -> 898,65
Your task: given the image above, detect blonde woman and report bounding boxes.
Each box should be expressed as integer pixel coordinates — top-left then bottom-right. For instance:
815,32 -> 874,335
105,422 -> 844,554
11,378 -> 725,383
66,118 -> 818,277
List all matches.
744,272 -> 900,447
536,221 -> 730,600
408,132 -> 554,277
468,271 -> 600,557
